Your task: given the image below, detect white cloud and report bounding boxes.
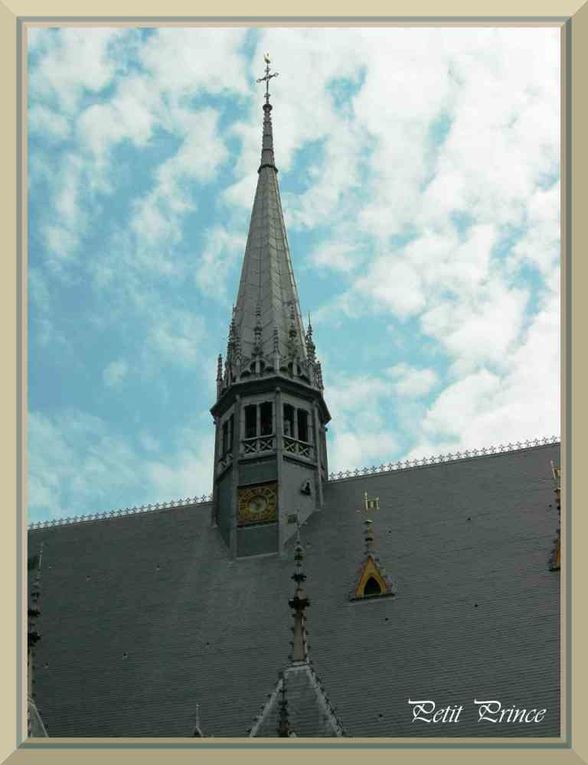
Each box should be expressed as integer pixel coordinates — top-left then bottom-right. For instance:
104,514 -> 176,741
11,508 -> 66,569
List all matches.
416,290 -> 560,450
129,107 -> 229,272
355,255 -> 426,318
422,369 -> 501,440
309,241 -> 360,273
29,28 -> 127,114
195,226 -> 245,296
146,309 -> 205,368
147,432 -> 215,500
326,375 -> 398,471
510,181 -> 560,280
103,359 -> 129,388
388,363 -> 438,398
420,277 -> 529,374
328,430 -> 397,474
139,28 -> 248,97
28,409 -> 215,520
28,409 -> 142,519
28,105 -> 71,141
27,28 -> 561,516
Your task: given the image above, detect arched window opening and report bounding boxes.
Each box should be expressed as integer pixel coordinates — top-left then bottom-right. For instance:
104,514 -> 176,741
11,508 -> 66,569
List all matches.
363,576 -> 383,597
297,409 -> 309,443
245,405 -> 257,439
260,402 -> 273,435
283,404 -> 295,437
221,414 -> 234,456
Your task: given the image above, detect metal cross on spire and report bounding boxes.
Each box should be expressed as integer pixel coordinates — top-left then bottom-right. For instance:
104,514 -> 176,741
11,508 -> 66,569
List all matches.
256,52 -> 279,105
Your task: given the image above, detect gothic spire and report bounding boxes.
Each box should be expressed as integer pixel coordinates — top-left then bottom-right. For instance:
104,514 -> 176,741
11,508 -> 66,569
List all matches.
221,55 -> 308,388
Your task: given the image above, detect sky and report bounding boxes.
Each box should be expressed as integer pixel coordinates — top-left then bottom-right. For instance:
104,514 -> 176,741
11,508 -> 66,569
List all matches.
27,26 -> 561,523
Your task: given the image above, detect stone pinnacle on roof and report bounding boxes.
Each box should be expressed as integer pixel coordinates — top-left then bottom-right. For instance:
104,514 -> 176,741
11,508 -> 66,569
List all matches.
193,703 -> 204,737
289,530 -> 310,664
548,461 -> 561,571
364,518 -> 374,555
28,543 -> 48,737
248,527 -> 345,737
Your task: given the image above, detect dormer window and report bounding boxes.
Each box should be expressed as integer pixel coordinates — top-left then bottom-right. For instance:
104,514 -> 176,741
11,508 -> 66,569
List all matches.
350,515 -> 395,601
351,556 -> 394,600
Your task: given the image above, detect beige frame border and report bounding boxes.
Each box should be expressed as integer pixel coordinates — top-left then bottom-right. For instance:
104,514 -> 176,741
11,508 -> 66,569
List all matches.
1,2 -> 585,764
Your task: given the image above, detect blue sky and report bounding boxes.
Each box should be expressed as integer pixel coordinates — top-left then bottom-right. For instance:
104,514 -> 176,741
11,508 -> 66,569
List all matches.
27,26 -> 561,523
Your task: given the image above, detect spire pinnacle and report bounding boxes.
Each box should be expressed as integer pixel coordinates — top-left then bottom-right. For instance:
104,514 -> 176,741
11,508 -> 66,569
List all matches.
28,543 -> 48,736
289,529 -> 310,664
364,518 -> 374,555
305,315 -> 316,363
256,54 -> 279,172
193,703 -> 204,737
256,52 -> 279,107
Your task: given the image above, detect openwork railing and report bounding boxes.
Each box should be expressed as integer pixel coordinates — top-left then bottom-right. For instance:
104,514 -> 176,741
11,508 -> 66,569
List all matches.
28,493 -> 213,530
283,435 -> 314,460
241,435 -> 275,455
218,451 -> 233,471
327,435 -> 560,482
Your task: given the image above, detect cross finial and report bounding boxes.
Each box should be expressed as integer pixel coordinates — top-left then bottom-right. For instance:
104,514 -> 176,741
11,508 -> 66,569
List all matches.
256,52 -> 279,105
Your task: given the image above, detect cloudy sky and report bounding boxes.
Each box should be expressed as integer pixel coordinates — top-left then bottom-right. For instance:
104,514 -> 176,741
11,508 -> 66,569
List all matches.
27,26 -> 561,523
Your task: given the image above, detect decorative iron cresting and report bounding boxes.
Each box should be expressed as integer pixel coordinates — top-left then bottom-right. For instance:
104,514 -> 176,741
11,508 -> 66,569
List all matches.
326,435 -> 560,482
28,435 -> 559,531
29,493 -> 213,530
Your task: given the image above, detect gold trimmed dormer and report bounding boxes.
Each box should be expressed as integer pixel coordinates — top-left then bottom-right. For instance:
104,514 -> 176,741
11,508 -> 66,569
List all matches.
350,508 -> 395,601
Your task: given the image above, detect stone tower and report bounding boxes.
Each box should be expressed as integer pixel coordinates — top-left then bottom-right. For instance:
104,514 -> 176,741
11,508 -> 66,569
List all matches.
210,57 -> 330,558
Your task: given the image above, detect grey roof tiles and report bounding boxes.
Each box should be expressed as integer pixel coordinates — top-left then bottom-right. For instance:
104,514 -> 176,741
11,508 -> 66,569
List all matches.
28,443 -> 560,738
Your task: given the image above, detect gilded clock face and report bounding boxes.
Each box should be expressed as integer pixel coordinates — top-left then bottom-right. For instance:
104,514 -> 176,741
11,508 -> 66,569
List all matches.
238,483 -> 278,525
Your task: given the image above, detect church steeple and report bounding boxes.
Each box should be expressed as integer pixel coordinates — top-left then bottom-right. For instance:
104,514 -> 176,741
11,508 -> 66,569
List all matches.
210,56 -> 330,559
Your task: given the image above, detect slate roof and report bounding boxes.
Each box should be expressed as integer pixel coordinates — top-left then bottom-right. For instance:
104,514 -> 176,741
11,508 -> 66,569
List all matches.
27,442 -> 560,738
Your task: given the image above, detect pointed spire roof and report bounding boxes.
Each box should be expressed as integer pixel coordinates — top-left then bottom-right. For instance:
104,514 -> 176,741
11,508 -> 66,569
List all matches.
232,56 -> 306,370
249,528 -> 345,737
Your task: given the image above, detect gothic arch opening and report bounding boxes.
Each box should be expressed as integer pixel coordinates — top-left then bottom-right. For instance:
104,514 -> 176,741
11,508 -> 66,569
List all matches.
363,576 -> 383,597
